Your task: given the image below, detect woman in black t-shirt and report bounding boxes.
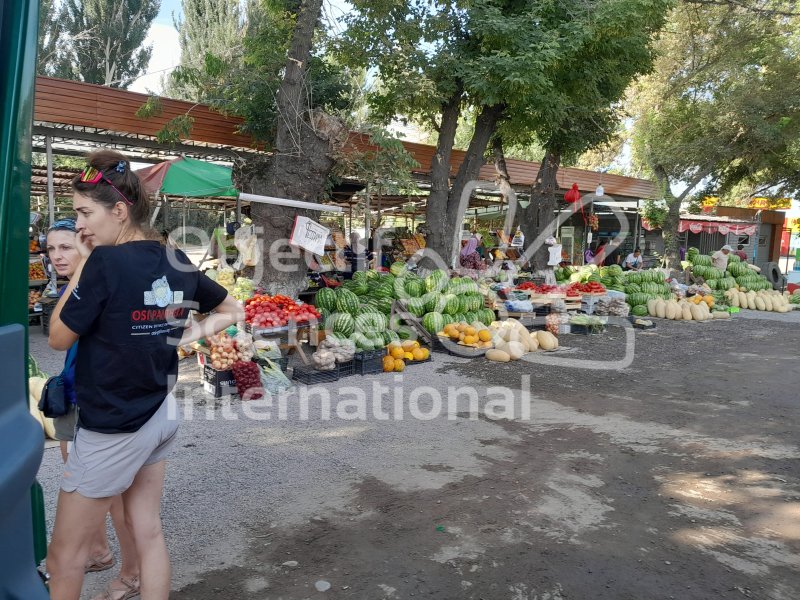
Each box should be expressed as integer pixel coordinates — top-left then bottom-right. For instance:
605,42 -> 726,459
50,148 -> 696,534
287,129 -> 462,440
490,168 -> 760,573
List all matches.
46,150 -> 243,600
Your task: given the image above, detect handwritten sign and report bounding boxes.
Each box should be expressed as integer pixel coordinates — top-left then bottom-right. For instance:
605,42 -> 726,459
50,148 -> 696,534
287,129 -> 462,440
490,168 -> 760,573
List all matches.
290,216 -> 330,256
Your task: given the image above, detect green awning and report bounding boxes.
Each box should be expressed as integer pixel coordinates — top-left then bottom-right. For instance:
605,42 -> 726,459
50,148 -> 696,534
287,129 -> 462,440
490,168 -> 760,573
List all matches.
136,156 -> 237,198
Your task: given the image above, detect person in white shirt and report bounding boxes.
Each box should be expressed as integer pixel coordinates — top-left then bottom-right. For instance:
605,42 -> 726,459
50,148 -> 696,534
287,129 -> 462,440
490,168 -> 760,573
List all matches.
622,248 -> 643,271
711,244 -> 732,271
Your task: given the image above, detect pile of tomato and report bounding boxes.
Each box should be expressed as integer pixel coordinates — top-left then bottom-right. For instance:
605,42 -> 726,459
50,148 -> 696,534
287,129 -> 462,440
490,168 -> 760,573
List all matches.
244,294 -> 322,329
516,282 -> 560,294
566,282 -> 606,296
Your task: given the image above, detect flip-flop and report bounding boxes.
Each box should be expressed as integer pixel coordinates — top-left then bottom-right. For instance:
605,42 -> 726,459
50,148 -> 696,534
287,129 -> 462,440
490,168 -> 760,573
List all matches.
91,575 -> 140,600
84,552 -> 115,573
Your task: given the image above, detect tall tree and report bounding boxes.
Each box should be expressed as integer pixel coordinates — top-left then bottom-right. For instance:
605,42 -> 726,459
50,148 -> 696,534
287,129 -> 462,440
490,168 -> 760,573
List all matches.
167,0 -> 246,100
37,0 -> 71,77
339,0 -> 589,267
60,0 -> 160,88
231,0 -> 349,296
340,0 -> 669,268
630,3 -> 800,267
496,0 -> 672,270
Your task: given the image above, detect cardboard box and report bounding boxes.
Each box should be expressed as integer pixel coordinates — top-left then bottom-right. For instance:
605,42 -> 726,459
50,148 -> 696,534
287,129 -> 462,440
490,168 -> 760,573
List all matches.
200,363 -> 237,398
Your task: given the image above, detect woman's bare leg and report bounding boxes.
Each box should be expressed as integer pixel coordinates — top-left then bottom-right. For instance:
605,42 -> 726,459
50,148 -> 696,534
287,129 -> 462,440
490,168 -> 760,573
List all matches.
59,441 -> 111,565
48,490 -> 113,600
110,494 -> 140,580
123,460 -> 170,599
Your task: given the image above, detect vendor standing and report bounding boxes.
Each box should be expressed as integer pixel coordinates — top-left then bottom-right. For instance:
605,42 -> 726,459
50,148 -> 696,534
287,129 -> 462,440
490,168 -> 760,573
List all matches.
622,248 -> 643,271
712,244 -> 732,271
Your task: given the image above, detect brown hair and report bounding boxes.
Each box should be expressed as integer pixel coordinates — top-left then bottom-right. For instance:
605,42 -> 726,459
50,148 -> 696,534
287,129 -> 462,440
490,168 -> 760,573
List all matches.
71,150 -> 150,226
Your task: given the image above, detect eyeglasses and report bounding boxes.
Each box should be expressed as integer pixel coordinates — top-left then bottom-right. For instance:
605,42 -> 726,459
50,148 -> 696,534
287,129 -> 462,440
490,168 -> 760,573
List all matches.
79,166 -> 134,205
49,218 -> 77,232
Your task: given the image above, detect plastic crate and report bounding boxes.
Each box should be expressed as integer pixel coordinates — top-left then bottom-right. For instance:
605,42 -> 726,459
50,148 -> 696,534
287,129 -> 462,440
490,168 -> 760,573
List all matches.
570,323 -> 605,335
355,354 -> 385,375
336,360 -> 355,378
292,366 -> 339,385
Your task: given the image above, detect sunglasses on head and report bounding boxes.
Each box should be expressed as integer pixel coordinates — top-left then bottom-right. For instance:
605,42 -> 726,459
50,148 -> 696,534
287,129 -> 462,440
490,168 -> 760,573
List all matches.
79,165 -> 134,206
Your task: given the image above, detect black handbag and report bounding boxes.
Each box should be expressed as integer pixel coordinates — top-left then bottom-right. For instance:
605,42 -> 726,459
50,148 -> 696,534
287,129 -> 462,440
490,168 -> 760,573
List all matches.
38,375 -> 70,418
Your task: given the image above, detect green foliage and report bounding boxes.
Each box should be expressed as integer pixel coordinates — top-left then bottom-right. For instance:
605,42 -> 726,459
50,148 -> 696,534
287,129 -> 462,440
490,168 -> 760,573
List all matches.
167,0 -> 247,100
640,199 -> 668,228
37,0 -> 71,77
58,0 -> 160,88
631,4 -> 800,200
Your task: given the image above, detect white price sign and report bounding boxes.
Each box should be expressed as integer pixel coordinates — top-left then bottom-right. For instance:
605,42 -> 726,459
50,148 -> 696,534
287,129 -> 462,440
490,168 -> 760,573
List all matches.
289,216 -> 330,256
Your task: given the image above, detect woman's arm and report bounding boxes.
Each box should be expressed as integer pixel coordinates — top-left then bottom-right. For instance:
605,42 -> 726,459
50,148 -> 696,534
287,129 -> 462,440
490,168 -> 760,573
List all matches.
48,257 -> 88,351
179,294 -> 244,347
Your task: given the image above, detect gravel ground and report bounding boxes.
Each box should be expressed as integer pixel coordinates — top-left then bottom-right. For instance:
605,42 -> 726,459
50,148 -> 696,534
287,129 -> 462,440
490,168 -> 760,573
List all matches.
30,310 -> 800,599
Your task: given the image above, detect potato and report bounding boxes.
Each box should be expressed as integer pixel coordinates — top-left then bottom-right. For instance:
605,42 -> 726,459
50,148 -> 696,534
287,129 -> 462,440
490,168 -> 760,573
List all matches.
506,341 -> 526,360
486,349 -> 511,362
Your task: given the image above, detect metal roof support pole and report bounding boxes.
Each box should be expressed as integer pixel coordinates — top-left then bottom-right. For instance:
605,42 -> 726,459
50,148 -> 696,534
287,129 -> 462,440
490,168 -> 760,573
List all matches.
364,184 -> 371,248
46,135 -> 54,225
182,197 -> 187,246
235,193 -> 241,223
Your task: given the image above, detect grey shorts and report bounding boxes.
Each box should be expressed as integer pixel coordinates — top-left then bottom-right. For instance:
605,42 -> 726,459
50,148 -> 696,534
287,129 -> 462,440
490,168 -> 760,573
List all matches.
61,395 -> 179,499
53,404 -> 79,442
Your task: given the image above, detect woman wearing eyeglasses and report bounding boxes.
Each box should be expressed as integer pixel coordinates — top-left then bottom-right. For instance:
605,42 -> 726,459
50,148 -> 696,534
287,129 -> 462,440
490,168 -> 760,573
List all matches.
47,217 -> 141,600
46,150 -> 243,600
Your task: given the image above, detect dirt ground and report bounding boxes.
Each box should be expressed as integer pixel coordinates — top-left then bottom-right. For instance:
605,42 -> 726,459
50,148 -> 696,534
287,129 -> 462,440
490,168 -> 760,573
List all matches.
164,314 -> 800,600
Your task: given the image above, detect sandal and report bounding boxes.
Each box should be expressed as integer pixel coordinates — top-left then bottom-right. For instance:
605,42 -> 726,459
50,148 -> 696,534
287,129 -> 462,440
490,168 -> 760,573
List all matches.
91,575 -> 140,600
84,552 -> 115,573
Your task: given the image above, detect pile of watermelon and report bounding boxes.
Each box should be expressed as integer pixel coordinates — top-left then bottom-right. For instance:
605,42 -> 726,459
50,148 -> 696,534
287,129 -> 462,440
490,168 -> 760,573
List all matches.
686,247 -> 773,292
314,263 -> 495,350
623,269 -> 673,314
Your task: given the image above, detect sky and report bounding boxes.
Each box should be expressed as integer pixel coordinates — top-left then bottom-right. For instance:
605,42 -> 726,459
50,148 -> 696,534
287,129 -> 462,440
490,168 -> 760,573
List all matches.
129,0 -> 352,95
128,0 -> 182,94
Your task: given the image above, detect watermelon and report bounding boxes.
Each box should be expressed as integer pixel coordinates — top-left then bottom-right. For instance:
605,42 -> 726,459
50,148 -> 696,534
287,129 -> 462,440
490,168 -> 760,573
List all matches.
479,309 -> 495,326
405,278 -> 426,298
625,283 -> 642,295
454,313 -> 467,324
405,297 -> 427,317
464,311 -> 478,324
422,312 -> 445,334
352,271 -> 369,284
631,305 -> 648,316
376,297 -> 394,314
366,269 -> 380,280
692,254 -> 712,267
335,288 -> 360,315
327,312 -> 354,337
443,294 -> 460,315
382,330 -> 400,345
390,262 -> 407,277
442,314 -> 454,326
315,287 -> 336,311
727,253 -> 741,264
425,269 -> 449,293
423,292 -> 447,313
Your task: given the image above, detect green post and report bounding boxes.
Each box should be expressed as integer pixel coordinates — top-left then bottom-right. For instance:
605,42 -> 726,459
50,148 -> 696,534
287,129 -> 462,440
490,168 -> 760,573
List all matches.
0,0 -> 50,595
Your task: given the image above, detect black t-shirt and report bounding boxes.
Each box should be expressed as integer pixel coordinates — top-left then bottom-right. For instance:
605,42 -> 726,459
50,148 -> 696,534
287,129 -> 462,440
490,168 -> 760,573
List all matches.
60,241 -> 228,433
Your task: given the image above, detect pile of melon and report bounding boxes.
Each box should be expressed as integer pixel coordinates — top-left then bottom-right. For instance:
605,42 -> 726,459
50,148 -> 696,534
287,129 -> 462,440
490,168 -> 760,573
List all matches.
724,289 -> 792,312
438,321 -> 494,348
646,297 -> 729,321
485,319 -> 559,362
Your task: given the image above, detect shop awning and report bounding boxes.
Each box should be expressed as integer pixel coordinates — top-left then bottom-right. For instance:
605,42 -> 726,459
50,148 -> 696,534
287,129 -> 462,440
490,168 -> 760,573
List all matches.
642,215 -> 758,236
136,156 -> 238,198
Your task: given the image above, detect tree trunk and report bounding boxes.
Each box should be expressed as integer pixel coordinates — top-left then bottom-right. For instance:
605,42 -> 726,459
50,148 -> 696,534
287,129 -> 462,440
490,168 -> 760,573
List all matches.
424,89 -> 462,270
425,102 -> 504,268
492,137 -> 517,237
654,164 -> 682,270
520,147 -> 562,272
233,0 -> 346,297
